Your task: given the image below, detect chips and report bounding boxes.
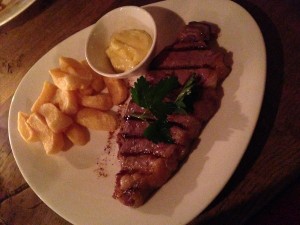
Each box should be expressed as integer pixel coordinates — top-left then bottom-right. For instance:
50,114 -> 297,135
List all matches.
17,112 -> 39,143
76,108 -> 119,131
53,89 -> 79,115
59,56 -> 92,80
49,68 -> 91,90
80,93 -> 113,111
38,103 -> 73,133
103,77 -> 128,105
81,60 -> 105,92
65,123 -> 90,146
31,81 -> 57,113
27,113 -> 64,154
17,56 -> 129,155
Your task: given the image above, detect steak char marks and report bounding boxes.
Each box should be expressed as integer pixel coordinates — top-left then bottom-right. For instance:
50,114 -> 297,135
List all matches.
113,21 -> 232,207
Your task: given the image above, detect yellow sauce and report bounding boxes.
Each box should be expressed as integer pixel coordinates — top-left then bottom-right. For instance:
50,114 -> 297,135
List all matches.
106,29 -> 152,72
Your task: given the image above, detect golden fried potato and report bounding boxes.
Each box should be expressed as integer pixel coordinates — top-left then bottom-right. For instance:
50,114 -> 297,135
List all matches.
81,60 -> 105,92
38,103 -> 73,133
27,113 -> 64,154
31,81 -> 57,112
65,123 -> 90,146
80,60 -> 98,76
78,87 -> 94,96
91,76 -> 106,93
61,136 -> 74,151
53,89 -> 79,115
59,57 -> 92,80
17,112 -> 39,143
76,108 -> 119,131
103,77 -> 128,105
80,93 -> 113,111
18,56 -> 129,153
49,68 -> 91,90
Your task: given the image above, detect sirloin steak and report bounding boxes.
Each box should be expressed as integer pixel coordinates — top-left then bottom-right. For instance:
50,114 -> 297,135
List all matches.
113,21 -> 232,207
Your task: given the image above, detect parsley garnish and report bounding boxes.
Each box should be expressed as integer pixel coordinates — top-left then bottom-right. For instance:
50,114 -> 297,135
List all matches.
131,75 -> 197,143
175,75 -> 196,114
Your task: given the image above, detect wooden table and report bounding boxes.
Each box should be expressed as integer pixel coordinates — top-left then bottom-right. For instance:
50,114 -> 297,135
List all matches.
0,0 -> 299,224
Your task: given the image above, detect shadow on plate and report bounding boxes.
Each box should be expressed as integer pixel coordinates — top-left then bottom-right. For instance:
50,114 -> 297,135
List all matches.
192,1 -> 284,224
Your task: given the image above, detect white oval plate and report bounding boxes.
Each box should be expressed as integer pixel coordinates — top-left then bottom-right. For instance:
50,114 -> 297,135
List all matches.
0,0 -> 36,26
8,0 -> 266,225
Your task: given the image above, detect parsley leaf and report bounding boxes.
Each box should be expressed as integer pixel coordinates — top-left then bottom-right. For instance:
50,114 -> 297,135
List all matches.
131,76 -> 151,108
143,119 -> 173,143
131,76 -> 179,120
174,75 -> 197,114
130,75 -> 197,143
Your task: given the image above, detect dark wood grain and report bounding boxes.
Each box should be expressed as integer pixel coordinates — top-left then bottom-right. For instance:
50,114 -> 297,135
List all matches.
0,0 -> 299,224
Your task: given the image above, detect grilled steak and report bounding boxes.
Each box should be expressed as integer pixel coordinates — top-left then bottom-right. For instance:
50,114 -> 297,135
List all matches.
113,21 -> 232,207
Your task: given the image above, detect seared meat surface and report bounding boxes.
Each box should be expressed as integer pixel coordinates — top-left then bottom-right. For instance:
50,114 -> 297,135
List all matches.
113,21 -> 232,207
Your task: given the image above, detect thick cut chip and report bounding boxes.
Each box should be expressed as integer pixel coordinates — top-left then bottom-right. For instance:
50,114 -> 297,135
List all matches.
76,108 -> 119,131
38,103 -> 73,133
53,89 -> 79,115
59,56 -> 92,80
61,136 -> 74,151
91,76 -> 106,93
80,93 -> 113,111
78,87 -> 94,96
65,123 -> 90,145
49,68 -> 91,90
103,77 -> 128,105
27,113 -> 64,154
31,81 -> 57,112
17,112 -> 39,143
81,60 -> 105,92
